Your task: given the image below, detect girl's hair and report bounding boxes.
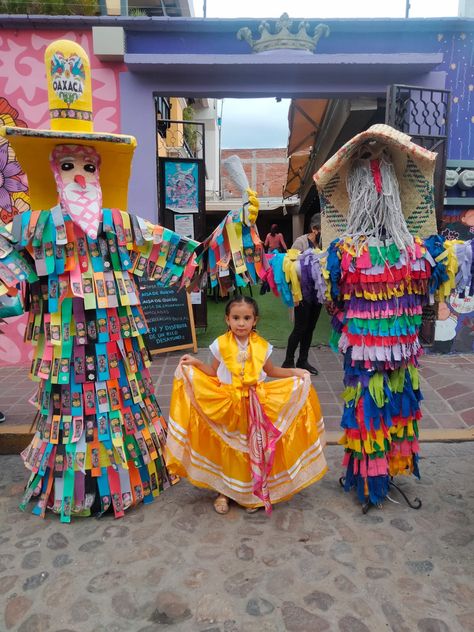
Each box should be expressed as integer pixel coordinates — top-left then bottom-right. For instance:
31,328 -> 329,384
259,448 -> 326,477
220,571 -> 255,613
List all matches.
225,295 -> 259,318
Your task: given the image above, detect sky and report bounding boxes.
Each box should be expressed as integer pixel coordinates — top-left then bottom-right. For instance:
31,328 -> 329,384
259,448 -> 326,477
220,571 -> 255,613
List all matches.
191,0 -> 460,148
195,0 -> 459,19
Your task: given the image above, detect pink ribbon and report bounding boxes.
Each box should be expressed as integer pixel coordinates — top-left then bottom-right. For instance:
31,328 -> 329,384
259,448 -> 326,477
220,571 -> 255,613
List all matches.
370,159 -> 383,194
247,386 -> 282,514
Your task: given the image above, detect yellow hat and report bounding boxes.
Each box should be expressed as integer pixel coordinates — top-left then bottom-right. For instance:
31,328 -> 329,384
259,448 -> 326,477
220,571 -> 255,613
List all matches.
0,39 -> 137,211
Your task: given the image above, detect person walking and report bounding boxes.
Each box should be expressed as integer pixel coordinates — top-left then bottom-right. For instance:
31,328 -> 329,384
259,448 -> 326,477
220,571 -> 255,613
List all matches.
282,213 -> 322,375
264,224 -> 287,253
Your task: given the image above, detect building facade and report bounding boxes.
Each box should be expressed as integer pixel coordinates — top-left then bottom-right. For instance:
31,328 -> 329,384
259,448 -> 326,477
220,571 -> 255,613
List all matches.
0,13 -> 473,362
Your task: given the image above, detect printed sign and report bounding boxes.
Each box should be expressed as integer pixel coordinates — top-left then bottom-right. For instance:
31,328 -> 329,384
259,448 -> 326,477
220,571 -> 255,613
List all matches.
138,278 -> 197,354
50,53 -> 86,105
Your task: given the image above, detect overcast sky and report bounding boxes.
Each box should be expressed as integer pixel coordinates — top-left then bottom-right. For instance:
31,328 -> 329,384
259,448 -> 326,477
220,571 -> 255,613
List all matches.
193,0 -> 460,148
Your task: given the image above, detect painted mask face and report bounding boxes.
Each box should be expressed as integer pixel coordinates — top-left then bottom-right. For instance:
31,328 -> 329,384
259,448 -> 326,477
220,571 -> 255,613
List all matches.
50,144 -> 102,239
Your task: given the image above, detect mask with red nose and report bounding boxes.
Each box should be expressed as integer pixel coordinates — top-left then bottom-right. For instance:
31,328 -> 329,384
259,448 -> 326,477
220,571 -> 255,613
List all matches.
50,144 -> 102,239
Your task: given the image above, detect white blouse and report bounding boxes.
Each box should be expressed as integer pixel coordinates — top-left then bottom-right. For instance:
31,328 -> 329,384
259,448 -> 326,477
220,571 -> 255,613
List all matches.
209,337 -> 273,384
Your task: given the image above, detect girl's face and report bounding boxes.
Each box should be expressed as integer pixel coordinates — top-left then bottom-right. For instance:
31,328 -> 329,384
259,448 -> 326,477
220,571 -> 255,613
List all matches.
225,302 -> 257,341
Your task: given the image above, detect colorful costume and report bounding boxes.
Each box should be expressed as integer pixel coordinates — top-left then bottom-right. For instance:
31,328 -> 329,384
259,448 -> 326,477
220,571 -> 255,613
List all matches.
165,331 -> 327,512
274,125 -> 474,509
0,40 -> 263,521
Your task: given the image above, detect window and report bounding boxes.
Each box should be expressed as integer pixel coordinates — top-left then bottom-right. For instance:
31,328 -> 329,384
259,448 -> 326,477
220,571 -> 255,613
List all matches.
156,97 -> 172,138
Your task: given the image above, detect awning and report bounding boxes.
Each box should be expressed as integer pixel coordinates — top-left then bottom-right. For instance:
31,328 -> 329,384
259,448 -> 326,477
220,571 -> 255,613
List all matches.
283,99 -> 329,198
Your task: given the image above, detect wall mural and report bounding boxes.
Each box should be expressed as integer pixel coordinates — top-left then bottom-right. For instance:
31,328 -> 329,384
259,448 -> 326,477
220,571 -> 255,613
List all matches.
0,97 -> 29,226
0,29 -> 122,366
437,30 -> 474,161
433,208 -> 474,353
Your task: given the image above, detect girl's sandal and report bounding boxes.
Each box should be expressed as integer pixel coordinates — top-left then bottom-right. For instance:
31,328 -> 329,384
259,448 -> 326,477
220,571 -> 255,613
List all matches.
213,495 -> 230,515
245,507 -> 259,514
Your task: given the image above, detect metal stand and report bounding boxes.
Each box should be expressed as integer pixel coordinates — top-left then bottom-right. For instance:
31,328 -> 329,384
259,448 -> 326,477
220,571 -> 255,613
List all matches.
339,476 -> 422,514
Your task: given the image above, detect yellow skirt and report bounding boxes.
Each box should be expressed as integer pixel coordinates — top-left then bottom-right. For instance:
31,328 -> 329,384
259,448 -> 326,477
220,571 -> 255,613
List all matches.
165,366 -> 328,508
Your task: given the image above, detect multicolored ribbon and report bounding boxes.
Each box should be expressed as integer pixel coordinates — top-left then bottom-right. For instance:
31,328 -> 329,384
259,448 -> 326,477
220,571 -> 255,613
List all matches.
247,386 -> 281,514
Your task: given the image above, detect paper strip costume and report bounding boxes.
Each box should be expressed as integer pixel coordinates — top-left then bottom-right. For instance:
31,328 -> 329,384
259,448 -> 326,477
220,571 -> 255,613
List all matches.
270,125 -> 473,508
0,40 -> 263,521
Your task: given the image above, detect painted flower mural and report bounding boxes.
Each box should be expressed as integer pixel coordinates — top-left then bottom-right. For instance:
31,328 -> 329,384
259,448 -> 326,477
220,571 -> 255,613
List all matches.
0,96 -> 30,226
0,30 -> 121,367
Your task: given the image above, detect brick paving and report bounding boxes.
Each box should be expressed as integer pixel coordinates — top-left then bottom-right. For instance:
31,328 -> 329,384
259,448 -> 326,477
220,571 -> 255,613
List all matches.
1,347 -> 473,433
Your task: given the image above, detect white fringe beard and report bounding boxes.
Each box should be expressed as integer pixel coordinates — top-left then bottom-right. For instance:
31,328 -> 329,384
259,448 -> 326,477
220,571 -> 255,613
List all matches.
344,155 -> 414,252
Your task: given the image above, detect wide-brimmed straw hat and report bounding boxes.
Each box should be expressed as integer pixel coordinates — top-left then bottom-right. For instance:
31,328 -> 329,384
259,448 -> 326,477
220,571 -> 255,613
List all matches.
0,39 -> 136,211
313,124 -> 438,246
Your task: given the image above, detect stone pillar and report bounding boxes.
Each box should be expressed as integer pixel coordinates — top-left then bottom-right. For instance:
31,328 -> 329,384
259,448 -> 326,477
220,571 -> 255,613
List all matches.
292,213 -> 305,244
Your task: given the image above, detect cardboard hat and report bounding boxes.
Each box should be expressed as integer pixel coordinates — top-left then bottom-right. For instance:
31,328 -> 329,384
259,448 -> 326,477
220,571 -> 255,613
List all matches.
0,39 -> 137,211
313,124 -> 438,246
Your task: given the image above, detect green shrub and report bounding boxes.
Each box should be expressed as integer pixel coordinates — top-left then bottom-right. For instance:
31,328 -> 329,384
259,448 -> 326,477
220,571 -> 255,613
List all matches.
0,0 -> 99,15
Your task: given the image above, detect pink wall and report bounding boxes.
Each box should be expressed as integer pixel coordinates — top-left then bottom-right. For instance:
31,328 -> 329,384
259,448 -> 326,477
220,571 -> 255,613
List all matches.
0,28 -> 123,366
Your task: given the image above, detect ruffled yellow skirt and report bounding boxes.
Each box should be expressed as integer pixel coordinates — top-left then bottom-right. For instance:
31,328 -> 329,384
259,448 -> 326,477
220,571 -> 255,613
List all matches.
165,366 -> 328,508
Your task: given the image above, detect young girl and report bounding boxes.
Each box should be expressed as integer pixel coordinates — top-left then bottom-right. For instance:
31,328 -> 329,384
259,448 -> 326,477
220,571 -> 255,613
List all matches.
165,296 -> 327,515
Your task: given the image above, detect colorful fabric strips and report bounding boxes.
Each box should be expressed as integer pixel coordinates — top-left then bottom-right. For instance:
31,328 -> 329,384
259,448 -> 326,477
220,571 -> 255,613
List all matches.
277,235 -> 473,506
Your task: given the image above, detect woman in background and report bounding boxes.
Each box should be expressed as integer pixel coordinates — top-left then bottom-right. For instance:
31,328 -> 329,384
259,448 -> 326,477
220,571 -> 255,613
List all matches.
264,224 -> 287,253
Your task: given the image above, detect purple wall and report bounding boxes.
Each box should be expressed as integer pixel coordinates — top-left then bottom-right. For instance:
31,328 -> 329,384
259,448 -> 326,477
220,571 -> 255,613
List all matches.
119,17 -> 473,214
120,71 -> 158,223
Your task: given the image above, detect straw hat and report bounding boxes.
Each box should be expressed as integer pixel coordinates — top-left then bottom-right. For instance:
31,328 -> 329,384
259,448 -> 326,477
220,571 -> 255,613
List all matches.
0,39 -> 136,211
313,124 -> 438,246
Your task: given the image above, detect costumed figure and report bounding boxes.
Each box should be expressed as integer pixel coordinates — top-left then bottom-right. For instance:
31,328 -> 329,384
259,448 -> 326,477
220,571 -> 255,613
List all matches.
164,158 -> 328,515
0,41 -> 264,522
273,125 -> 473,511
315,125 -> 474,509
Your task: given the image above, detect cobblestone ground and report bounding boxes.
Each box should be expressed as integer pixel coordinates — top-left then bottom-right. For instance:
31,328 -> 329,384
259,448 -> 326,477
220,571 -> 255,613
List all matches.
1,444 -> 473,632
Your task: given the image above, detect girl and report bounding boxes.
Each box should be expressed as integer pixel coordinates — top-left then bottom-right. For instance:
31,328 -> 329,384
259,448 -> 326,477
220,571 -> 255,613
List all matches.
165,296 -> 327,515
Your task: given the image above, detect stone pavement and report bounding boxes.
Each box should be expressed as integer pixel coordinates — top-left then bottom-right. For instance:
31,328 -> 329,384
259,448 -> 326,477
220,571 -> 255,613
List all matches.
0,442 -> 473,632
1,347 -> 474,448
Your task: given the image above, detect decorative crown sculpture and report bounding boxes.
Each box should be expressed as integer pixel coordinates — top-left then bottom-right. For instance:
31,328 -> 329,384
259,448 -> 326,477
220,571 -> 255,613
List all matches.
237,13 -> 330,54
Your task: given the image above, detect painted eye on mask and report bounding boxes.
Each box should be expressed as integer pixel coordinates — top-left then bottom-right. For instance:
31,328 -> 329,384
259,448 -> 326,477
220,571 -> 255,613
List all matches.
61,162 -> 75,171
84,163 -> 96,173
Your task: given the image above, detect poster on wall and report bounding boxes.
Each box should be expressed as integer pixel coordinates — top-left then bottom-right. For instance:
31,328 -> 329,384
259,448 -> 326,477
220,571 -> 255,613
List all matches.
174,213 -> 194,239
164,160 -> 199,213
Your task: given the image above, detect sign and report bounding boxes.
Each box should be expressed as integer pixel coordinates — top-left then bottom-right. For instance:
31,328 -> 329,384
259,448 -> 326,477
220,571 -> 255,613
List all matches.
174,214 -> 195,239
138,278 -> 197,355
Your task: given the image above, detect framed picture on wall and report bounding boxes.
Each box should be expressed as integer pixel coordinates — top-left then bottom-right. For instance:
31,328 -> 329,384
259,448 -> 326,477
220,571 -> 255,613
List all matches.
163,159 -> 199,213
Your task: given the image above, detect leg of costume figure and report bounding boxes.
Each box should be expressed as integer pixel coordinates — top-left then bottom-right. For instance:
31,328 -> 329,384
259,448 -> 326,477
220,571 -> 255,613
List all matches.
283,302 -> 306,366
297,301 -> 322,364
